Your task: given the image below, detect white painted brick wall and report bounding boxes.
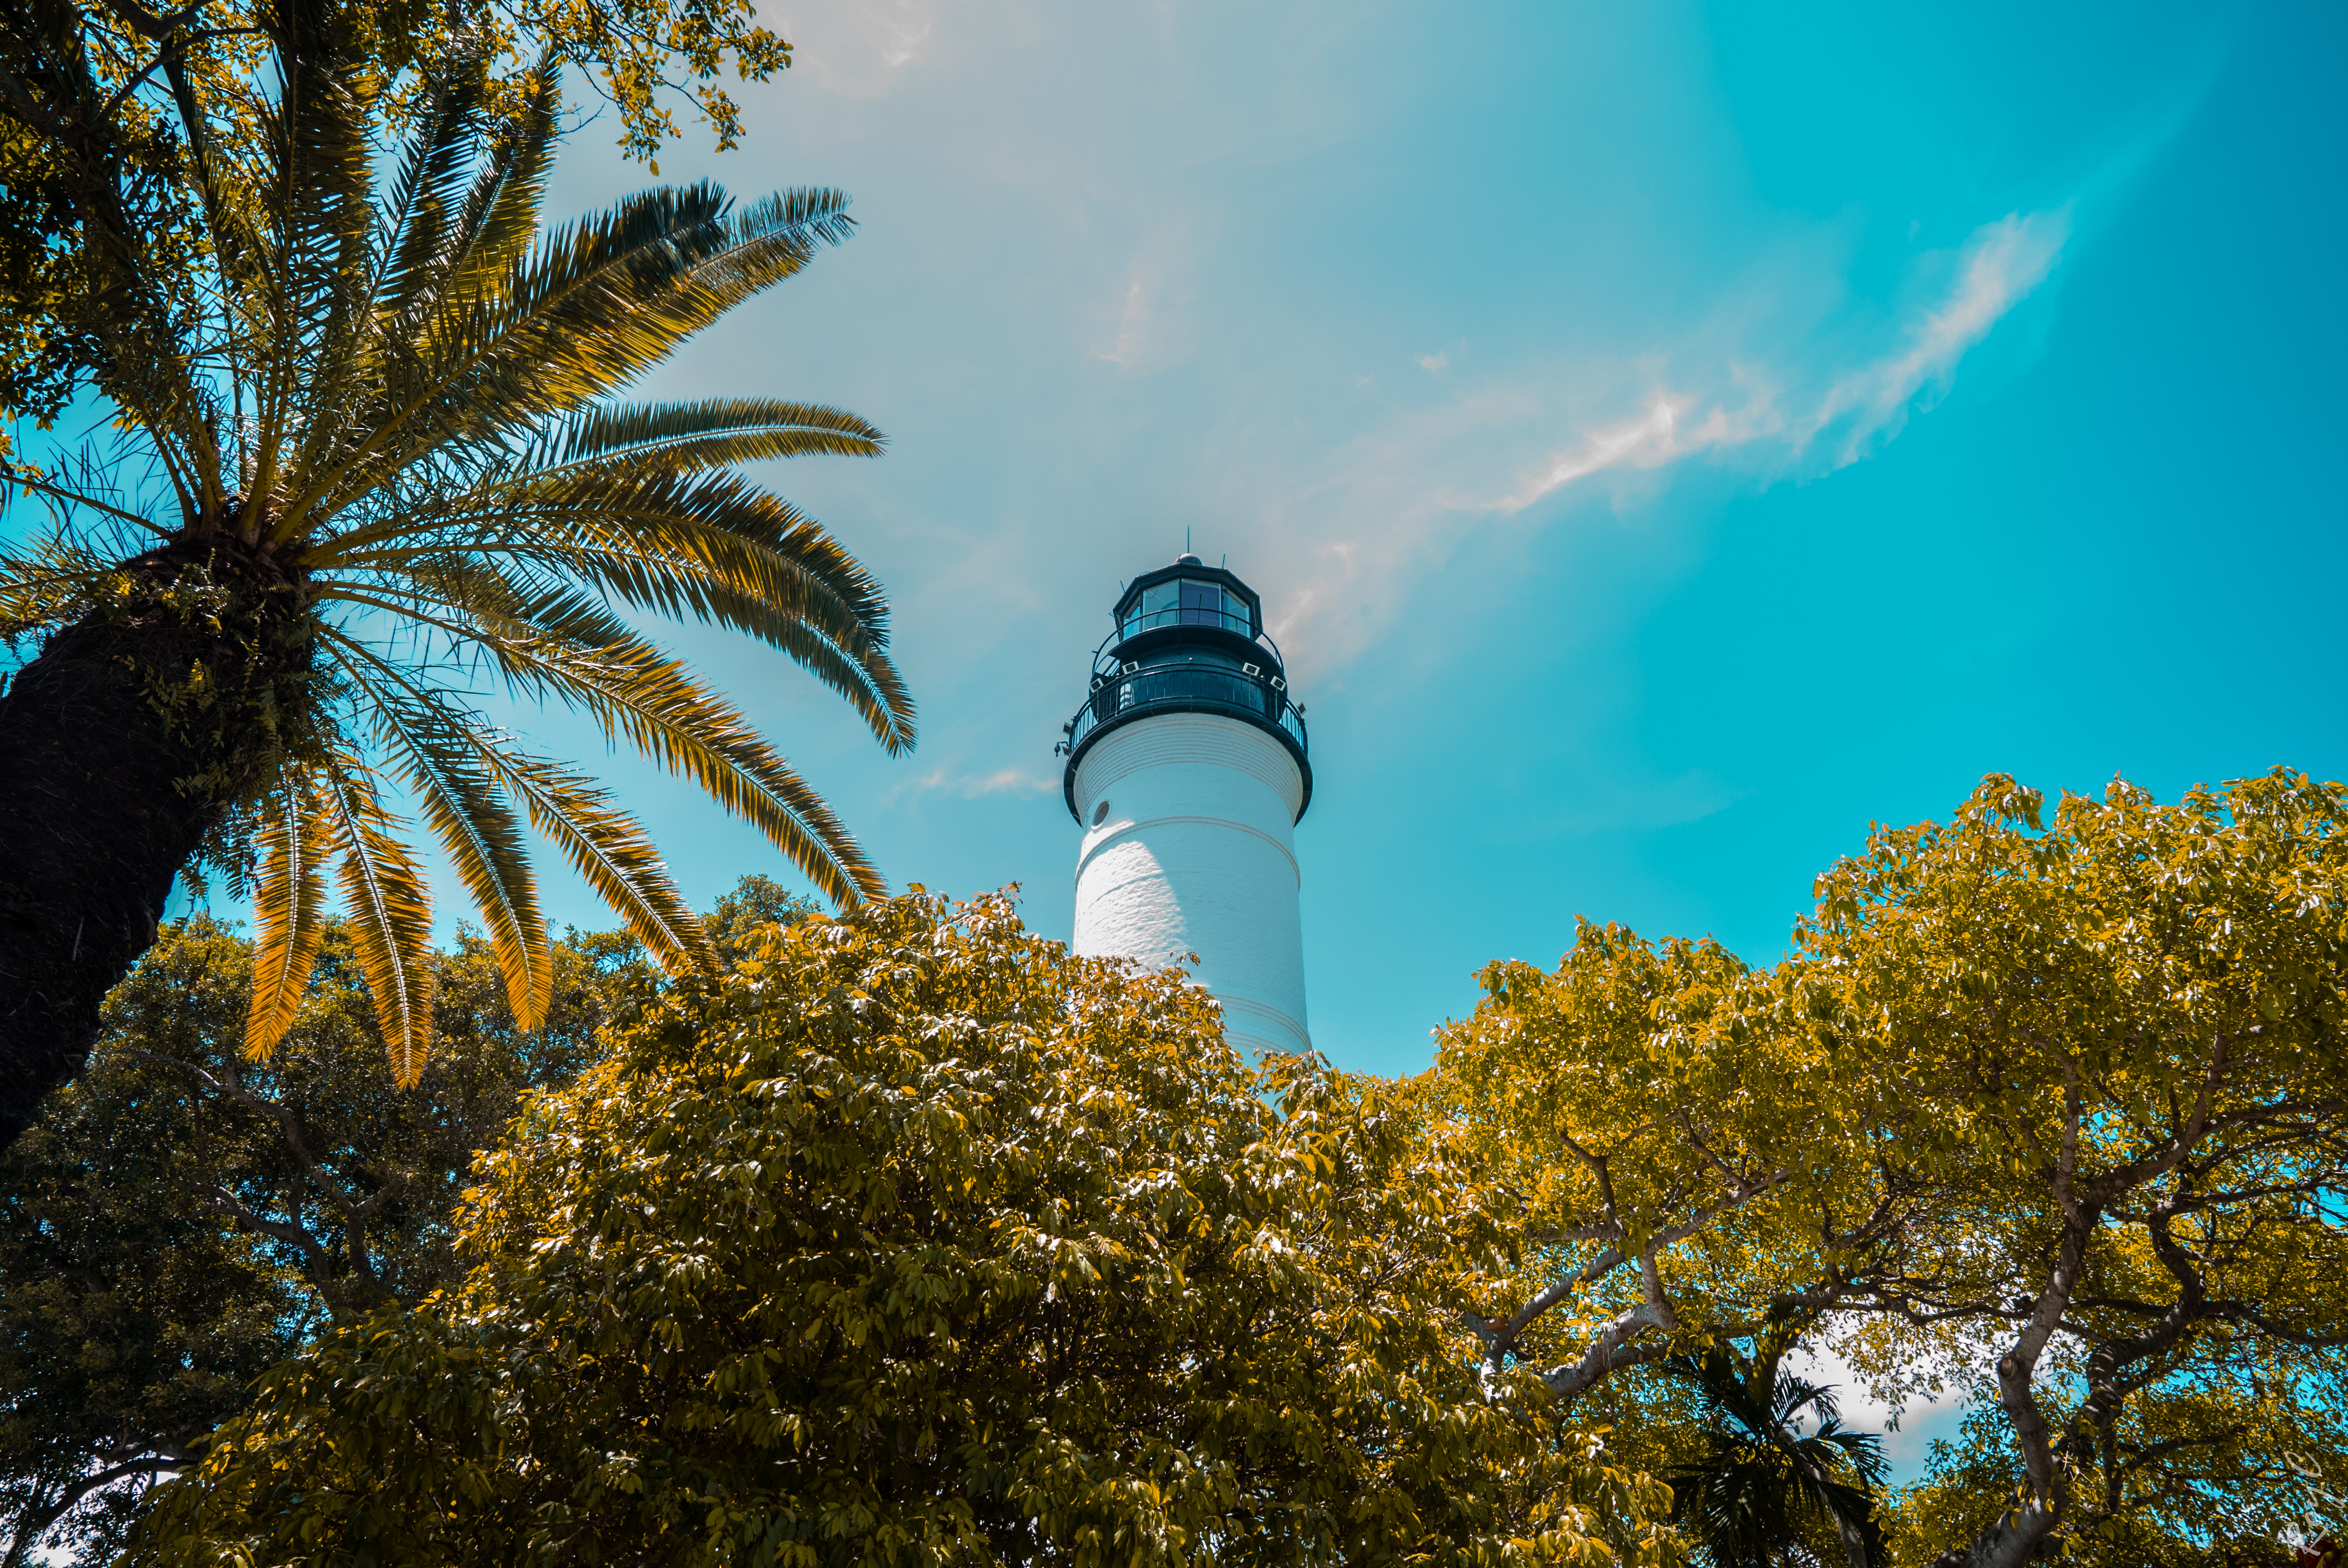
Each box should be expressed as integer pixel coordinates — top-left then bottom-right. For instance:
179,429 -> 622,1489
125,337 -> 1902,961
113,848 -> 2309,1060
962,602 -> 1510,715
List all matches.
1070,714 -> 1309,1059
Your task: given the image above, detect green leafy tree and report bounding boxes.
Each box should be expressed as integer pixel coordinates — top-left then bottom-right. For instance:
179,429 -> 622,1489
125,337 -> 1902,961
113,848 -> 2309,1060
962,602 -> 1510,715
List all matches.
0,907 -> 629,1564
1412,771 -> 2347,1567
0,0 -> 913,1146
0,1048 -> 295,1568
129,891 -> 1677,1568
1884,1399 -> 2323,1568
86,915 -> 620,1315
705,870 -> 820,965
1425,923 -> 1916,1412
1786,772 -> 2348,1568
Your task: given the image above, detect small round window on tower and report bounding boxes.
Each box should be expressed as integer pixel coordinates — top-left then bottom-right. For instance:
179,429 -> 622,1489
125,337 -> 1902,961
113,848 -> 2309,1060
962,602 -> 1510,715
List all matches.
1091,800 -> 1111,827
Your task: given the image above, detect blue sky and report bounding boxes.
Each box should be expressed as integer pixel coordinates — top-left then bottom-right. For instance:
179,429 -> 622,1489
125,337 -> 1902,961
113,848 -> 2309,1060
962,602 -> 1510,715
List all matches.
523,0 -> 2345,1095
524,5 -> 2344,1469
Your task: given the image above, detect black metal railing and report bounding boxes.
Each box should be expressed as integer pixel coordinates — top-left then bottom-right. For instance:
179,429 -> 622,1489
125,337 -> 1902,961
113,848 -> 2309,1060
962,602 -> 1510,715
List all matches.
1062,662 -> 1307,758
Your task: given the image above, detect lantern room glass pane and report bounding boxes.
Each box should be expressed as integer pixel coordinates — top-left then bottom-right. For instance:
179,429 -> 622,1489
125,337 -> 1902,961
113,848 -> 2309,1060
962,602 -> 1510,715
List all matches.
1122,580 -> 1180,636
1178,579 -> 1221,625
1121,576 -> 1253,638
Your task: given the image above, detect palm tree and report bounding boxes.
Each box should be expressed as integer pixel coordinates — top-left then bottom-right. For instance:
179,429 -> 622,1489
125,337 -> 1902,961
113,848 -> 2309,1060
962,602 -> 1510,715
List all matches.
1665,1348 -> 1889,1568
0,2 -> 913,1145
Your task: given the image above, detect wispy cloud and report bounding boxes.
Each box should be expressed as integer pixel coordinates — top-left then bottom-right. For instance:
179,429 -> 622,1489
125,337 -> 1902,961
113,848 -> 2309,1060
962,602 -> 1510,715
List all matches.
1093,222 -> 1204,374
777,0 -> 936,97
1489,209 -> 2072,515
1242,208 -> 2074,674
1489,394 -> 1687,513
1813,209 -> 2072,462
1099,279 -> 1150,365
886,766 -> 1060,806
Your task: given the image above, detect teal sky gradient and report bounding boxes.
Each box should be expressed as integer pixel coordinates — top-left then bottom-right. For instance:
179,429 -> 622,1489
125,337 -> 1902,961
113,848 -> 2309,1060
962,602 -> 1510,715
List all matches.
522,0 -> 2344,1086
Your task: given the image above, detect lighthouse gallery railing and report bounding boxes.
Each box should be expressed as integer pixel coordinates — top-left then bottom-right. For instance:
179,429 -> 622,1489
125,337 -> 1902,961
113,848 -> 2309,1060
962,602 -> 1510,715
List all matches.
1061,663 -> 1307,759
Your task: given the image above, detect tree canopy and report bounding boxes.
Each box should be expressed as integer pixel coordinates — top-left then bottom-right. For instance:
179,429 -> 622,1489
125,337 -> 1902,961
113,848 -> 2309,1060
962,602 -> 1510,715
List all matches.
0,907 -> 636,1561
1,876 -> 818,1564
1800,772 -> 2348,1565
1425,770 -> 2348,1568
0,0 -> 790,427
129,891 -> 1675,1568
12,776 -> 2342,1566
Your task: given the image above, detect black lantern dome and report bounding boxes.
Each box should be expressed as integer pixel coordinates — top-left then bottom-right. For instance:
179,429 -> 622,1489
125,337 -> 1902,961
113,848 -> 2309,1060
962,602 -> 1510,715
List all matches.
1056,555 -> 1311,821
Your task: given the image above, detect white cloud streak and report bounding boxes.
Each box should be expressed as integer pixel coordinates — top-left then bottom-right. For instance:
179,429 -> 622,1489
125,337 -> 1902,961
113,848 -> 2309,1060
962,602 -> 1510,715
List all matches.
1490,209 -> 2072,516
1245,208 -> 2074,675
776,0 -> 936,97
635,4 -> 2083,707
1099,279 -> 1149,365
1815,208 -> 2073,461
886,766 -> 1061,806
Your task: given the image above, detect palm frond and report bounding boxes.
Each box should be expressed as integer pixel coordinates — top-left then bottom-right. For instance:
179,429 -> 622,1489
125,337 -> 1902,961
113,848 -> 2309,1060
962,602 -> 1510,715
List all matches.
280,60 -> 537,502
286,185 -> 857,523
696,187 -> 861,290
432,64 -> 562,314
472,747 -> 712,972
280,180 -> 734,518
548,546 -> 914,754
244,20 -> 379,514
550,398 -> 887,471
316,754 -> 437,1084
271,5 -> 378,319
38,42 -> 909,1044
338,464 -> 896,647
23,0 -> 219,509
243,768 -> 332,1060
369,76 -> 493,331
325,470 -> 915,752
270,69 -> 482,487
0,534 -> 119,641
464,585 -> 889,905
334,647 -> 553,1031
1665,1351 -> 1888,1568
327,559 -> 888,905
552,517 -> 898,751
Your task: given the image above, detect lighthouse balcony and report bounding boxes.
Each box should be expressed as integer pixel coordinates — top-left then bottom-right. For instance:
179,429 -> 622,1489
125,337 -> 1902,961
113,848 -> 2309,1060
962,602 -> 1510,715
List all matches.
1061,659 -> 1308,759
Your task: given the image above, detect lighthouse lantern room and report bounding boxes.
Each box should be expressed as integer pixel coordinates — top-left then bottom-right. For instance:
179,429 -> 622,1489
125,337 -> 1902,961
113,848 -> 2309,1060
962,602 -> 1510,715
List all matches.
1056,554 -> 1312,1058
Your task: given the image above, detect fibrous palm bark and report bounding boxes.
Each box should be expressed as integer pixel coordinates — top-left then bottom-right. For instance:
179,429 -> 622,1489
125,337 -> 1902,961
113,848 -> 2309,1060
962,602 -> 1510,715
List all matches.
0,541 -> 311,1140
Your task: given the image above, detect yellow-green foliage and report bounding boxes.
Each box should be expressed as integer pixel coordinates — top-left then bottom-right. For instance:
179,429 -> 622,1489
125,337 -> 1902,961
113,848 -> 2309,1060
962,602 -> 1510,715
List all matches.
1423,770 -> 2348,1568
1429,922 -> 1896,1398
103,773 -> 2348,1567
1,910 -> 636,1562
1799,771 -> 2348,1563
130,893 -> 1677,1568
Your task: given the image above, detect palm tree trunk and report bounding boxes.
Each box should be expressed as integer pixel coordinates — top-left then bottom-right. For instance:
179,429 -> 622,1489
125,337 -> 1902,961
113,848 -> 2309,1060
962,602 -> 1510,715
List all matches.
0,549 -> 307,1147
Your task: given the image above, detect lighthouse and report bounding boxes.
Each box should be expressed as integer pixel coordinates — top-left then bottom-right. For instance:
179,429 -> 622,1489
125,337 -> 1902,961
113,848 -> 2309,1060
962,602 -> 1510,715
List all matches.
1055,555 -> 1312,1058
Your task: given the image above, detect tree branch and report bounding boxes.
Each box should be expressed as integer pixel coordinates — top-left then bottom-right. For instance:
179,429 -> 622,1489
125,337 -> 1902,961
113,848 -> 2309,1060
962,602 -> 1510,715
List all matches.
1,1456 -> 176,1568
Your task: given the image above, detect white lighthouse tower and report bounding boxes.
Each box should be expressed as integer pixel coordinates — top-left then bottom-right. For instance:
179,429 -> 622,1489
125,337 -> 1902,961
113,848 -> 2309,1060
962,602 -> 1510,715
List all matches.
1056,555 -> 1312,1057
